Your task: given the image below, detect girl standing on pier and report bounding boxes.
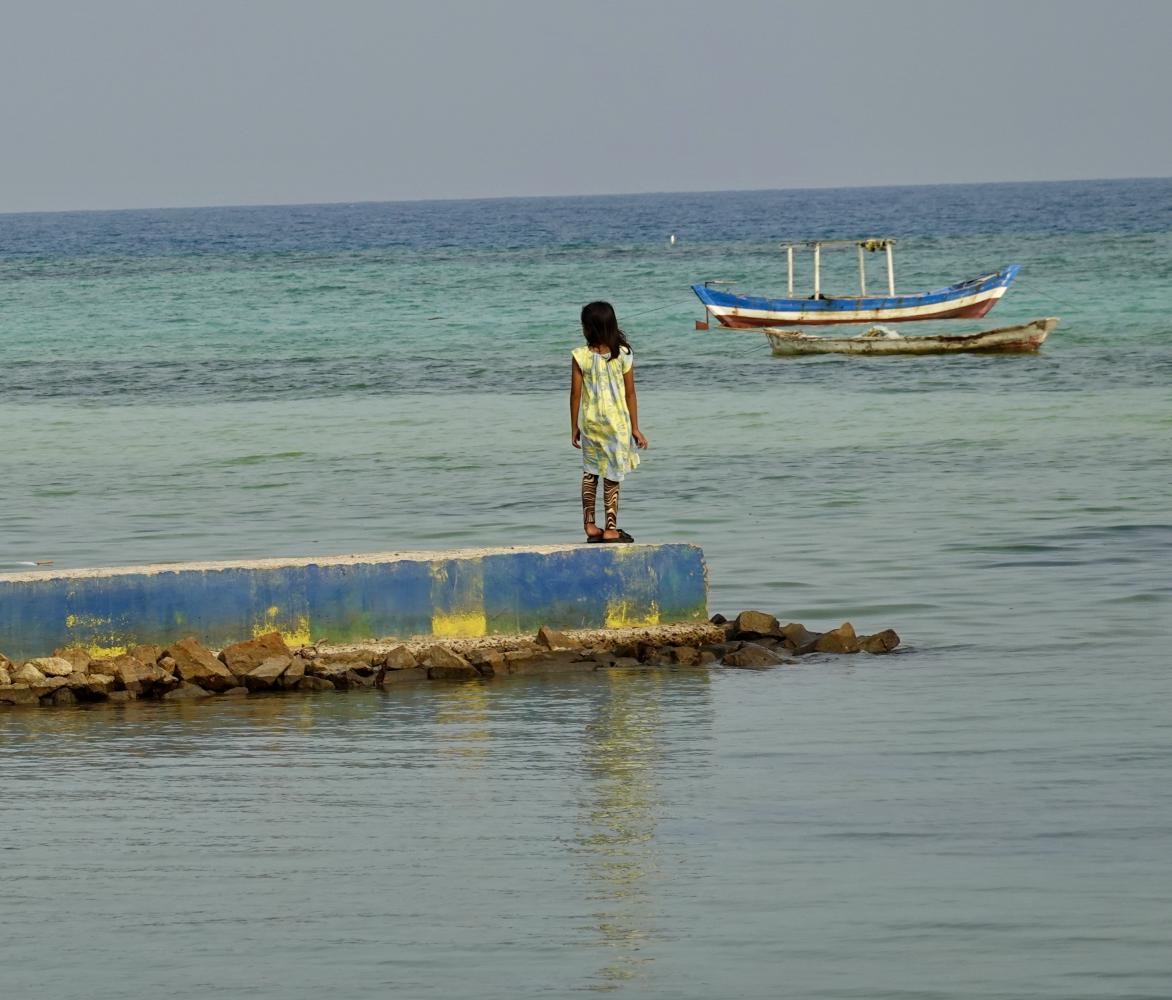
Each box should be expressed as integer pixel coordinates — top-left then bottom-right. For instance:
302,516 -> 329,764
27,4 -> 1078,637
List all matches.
570,301 -> 648,543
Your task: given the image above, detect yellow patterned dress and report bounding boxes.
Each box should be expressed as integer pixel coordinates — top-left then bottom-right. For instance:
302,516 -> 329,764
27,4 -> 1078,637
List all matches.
573,345 -> 640,482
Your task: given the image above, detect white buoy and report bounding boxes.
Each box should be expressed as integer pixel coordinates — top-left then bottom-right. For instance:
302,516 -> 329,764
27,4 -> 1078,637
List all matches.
669,234 -> 676,245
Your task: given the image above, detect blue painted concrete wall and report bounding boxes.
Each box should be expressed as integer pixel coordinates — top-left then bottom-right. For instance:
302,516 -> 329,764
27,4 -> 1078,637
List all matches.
0,545 -> 708,660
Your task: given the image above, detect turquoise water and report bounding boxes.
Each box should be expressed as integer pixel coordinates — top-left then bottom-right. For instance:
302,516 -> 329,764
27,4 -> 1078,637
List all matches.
2,180 -> 1171,997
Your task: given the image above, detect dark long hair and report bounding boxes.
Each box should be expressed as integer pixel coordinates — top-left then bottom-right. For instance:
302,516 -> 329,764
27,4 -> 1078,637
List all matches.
580,301 -> 632,361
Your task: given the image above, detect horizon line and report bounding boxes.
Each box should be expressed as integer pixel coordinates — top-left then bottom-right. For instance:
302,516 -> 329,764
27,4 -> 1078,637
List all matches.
2,174 -> 1169,219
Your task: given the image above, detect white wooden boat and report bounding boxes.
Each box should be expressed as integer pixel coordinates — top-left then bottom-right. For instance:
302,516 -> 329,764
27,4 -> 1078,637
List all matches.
764,317 -> 1059,356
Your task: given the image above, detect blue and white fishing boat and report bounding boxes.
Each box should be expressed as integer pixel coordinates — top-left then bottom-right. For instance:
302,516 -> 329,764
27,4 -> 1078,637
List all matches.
692,239 -> 1019,328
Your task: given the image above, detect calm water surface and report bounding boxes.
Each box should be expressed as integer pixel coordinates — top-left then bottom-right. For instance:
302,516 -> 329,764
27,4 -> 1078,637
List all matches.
2,181 -> 1171,997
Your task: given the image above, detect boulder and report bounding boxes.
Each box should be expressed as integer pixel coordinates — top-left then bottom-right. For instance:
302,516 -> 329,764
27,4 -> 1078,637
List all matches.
0,685 -> 41,706
668,646 -> 699,666
298,675 -> 335,692
421,645 -> 473,671
376,667 -> 427,686
11,663 -> 47,686
697,650 -> 719,665
709,613 -> 728,625
163,683 -> 213,701
243,656 -> 291,691
858,629 -> 901,654
107,690 -> 137,703
467,650 -> 506,677
28,657 -> 74,677
536,626 -> 580,650
218,632 -> 291,675
0,665 -> 10,686
71,672 -> 115,698
780,623 -> 822,655
310,662 -> 352,685
165,637 -> 236,691
813,622 -> 860,654
382,645 -> 418,670
280,657 -> 307,689
428,663 -> 482,681
221,686 -> 250,696
345,669 -> 375,688
731,610 -> 782,640
47,687 -> 77,706
128,644 -> 164,668
51,646 -> 93,672
723,643 -> 785,669
101,654 -> 169,694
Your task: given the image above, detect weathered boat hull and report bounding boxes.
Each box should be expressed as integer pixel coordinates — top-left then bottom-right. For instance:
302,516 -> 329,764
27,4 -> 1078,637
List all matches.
764,317 -> 1059,356
692,265 -> 1019,327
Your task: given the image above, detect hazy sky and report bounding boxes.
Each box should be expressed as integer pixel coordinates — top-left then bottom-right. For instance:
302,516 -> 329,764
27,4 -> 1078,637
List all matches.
2,0 -> 1169,212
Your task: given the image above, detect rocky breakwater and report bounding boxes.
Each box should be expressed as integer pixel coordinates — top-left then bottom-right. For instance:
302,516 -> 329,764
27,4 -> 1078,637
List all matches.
0,611 -> 900,709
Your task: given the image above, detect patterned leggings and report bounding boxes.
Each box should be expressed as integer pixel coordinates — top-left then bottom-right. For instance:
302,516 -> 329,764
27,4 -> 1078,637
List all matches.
582,473 -> 620,530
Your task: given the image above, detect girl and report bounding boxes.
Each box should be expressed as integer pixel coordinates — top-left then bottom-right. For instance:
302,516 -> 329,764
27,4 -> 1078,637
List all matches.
570,301 -> 648,543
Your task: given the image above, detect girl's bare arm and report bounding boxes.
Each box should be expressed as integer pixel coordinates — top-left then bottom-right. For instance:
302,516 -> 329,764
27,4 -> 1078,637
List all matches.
570,359 -> 583,447
623,368 -> 647,448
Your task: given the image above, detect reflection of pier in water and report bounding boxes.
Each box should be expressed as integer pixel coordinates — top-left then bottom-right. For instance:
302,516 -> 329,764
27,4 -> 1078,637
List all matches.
577,669 -> 711,991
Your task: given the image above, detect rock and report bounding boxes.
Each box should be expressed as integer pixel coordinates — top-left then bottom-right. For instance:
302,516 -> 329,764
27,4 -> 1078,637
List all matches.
0,665 -> 10,686
163,683 -> 213,701
158,656 -> 178,673
346,669 -> 376,688
165,637 -> 237,691
668,646 -> 699,666
298,675 -> 335,692
858,629 -> 900,654
11,663 -> 48,685
697,650 -> 718,665
0,650 -> 11,668
382,645 -> 418,670
311,663 -> 352,686
88,657 -> 118,677
107,690 -> 137,703
28,656 -> 74,677
421,645 -> 473,670
780,623 -> 823,655
466,649 -> 506,676
731,610 -> 782,640
709,613 -> 728,625
48,687 -> 78,707
99,653 -> 169,694
0,685 -> 41,706
221,686 -> 249,696
128,644 -> 164,668
51,646 -> 93,672
723,643 -> 785,668
243,656 -> 291,691
536,626 -> 580,650
506,650 -> 594,676
219,632 -> 291,675
428,664 -> 482,681
376,667 -> 427,686
813,622 -> 860,654
74,673 -> 115,698
280,657 -> 307,689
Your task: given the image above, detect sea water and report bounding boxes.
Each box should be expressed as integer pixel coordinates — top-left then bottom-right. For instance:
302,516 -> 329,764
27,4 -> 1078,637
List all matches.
1,180 -> 1171,998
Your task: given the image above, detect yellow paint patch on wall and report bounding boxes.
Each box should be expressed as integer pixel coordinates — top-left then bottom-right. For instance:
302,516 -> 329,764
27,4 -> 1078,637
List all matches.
605,600 -> 660,629
251,607 -> 312,648
63,614 -> 129,658
431,610 -> 487,637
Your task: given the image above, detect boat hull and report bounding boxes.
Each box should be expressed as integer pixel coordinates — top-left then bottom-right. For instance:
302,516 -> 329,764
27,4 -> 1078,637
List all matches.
693,265 -> 1019,327
764,317 -> 1058,356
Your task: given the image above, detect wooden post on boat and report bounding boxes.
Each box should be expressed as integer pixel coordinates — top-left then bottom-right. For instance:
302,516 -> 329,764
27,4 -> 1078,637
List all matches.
786,245 -> 794,297
813,243 -> 821,299
857,243 -> 867,296
885,242 -> 895,296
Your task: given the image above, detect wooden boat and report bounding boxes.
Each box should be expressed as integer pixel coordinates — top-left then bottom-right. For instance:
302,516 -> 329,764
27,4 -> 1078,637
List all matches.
692,239 -> 1019,328
764,317 -> 1058,356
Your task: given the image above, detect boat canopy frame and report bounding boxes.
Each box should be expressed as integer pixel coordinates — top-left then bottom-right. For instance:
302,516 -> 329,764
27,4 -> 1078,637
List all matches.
781,238 -> 897,299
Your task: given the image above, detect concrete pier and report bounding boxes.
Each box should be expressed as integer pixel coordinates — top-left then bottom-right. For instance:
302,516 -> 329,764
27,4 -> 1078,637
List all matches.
0,544 -> 708,660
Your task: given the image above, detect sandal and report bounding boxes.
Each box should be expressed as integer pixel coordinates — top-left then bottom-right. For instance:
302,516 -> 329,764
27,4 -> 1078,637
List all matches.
602,528 -> 635,543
